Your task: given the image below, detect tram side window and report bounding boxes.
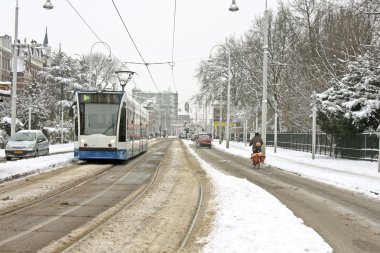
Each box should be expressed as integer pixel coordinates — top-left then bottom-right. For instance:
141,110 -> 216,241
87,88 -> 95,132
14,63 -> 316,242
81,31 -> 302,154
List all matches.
119,103 -> 126,142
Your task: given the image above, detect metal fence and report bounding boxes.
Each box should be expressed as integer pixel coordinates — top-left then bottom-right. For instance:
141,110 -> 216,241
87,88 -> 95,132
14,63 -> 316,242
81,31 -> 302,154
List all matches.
266,132 -> 379,162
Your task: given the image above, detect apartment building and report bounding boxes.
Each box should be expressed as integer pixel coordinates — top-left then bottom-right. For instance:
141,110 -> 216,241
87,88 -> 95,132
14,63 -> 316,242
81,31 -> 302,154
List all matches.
132,88 -> 179,135
0,35 -> 12,82
0,30 -> 51,88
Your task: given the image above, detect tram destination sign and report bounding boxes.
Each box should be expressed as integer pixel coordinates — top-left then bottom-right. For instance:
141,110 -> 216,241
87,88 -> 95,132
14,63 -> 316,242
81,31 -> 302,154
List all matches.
79,93 -> 122,104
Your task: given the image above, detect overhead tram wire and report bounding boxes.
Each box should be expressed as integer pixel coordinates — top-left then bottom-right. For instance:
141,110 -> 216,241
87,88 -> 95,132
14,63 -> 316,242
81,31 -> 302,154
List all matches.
123,61 -> 174,66
170,0 -> 178,93
66,0 -> 147,92
111,0 -> 161,94
66,0 -> 146,91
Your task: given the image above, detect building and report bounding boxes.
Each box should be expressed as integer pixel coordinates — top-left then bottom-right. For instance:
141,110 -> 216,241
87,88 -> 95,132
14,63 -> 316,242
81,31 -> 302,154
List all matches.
0,29 -> 51,89
0,35 -> 12,82
132,88 -> 178,136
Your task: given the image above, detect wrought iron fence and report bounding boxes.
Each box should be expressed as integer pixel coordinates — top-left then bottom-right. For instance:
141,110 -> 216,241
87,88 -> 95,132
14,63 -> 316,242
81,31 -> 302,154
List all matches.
266,132 -> 379,162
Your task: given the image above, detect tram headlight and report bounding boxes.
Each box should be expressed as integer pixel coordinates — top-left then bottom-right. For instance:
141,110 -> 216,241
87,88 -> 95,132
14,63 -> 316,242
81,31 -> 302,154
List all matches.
108,139 -> 115,148
81,139 -> 88,147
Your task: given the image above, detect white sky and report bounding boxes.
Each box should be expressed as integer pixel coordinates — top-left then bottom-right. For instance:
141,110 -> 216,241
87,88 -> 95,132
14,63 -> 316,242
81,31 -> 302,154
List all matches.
0,0 -> 278,110
1,140 -> 379,252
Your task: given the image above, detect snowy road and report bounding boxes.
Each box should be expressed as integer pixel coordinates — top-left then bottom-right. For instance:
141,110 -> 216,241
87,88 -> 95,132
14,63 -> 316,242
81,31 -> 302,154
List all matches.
1,139 -> 379,252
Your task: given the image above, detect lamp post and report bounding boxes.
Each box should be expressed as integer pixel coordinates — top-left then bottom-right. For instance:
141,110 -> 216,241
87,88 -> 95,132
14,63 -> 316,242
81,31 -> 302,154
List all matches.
261,0 -> 269,155
10,0 -> 53,137
10,0 -> 19,137
228,0 -> 268,154
89,41 -> 112,89
115,70 -> 136,92
208,44 -> 231,149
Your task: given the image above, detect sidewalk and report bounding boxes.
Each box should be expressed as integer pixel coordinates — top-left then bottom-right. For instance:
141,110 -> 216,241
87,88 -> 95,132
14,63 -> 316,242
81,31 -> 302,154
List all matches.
211,140 -> 380,199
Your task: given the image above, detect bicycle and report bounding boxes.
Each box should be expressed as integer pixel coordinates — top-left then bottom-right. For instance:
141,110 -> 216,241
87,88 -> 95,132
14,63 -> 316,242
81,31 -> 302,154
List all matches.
250,152 -> 265,169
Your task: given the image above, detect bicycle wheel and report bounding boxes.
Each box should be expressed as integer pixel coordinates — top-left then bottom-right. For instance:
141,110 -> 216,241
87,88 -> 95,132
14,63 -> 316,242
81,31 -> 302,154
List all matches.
256,160 -> 260,169
252,159 -> 260,169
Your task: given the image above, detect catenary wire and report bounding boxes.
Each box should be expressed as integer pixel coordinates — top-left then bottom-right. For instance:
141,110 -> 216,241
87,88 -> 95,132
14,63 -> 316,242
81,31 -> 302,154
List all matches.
111,0 -> 161,94
65,0 -> 147,91
122,61 -> 174,66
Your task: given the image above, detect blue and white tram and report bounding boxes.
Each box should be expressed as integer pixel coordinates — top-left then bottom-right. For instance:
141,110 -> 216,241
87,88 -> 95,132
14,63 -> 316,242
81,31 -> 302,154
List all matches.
71,91 -> 148,160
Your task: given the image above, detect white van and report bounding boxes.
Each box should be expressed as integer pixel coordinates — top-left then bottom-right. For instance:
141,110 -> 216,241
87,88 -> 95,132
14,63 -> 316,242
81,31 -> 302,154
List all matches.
5,130 -> 49,161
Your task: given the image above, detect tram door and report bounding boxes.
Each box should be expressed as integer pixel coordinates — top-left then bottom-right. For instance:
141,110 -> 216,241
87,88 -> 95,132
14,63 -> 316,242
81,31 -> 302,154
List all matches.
126,104 -> 133,158
119,102 -> 127,158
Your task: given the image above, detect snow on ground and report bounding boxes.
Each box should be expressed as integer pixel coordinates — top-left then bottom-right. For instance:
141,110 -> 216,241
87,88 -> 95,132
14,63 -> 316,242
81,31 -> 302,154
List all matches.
184,140 -> 332,253
1,139 -> 379,252
210,140 -> 380,200
0,143 -> 74,182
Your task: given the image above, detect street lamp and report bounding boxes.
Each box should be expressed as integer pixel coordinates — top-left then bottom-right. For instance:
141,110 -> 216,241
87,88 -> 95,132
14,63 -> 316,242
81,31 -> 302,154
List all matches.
89,41 -> 112,89
208,44 -> 231,149
115,70 -> 136,92
43,0 -> 54,10
229,0 -> 239,12
11,0 -> 53,137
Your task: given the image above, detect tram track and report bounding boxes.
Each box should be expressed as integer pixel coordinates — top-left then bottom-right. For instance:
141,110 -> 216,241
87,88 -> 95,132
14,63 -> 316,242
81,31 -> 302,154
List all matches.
179,177 -> 204,249
0,140 -> 171,252
0,162 -> 114,216
56,138 -> 212,253
58,141 -> 168,253
0,140 -> 162,215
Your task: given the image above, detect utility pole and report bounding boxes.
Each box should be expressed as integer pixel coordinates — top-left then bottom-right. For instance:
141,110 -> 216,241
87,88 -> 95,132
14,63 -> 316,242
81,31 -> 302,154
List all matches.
11,1 -> 19,137
274,110 -> 277,153
312,91 -> 317,159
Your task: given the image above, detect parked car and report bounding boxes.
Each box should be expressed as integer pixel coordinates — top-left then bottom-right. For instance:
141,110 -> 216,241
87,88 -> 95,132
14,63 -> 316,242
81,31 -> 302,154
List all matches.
5,130 -> 49,161
196,133 -> 211,148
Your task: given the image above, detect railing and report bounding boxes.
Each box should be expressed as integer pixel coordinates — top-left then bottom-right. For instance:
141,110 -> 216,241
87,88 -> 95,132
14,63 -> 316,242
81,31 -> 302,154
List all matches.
266,132 -> 379,162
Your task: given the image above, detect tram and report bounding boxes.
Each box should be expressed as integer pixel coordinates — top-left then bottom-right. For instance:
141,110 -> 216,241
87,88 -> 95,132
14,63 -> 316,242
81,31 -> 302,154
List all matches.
71,91 -> 148,160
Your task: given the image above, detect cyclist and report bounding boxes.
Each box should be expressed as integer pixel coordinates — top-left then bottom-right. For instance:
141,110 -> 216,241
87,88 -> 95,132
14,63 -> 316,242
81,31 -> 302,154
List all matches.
249,132 -> 263,153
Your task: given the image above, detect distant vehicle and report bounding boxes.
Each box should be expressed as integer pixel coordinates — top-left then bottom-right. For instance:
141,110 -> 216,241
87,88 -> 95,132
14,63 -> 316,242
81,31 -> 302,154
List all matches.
196,133 -> 211,148
0,81 -> 11,102
5,130 -> 49,161
0,81 -> 11,97
179,131 -> 187,139
190,133 -> 199,141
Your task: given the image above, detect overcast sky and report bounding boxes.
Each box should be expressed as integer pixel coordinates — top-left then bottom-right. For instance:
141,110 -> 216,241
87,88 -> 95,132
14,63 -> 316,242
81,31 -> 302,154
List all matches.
0,0 -> 278,111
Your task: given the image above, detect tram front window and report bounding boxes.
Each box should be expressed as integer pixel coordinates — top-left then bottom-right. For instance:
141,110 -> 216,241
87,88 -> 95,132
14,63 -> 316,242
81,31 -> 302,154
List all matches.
80,103 -> 119,136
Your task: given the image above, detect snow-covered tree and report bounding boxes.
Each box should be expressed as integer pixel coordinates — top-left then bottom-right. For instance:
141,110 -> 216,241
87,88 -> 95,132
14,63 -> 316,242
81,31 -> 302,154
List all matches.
316,51 -> 380,134
83,53 -> 121,91
38,51 -> 83,102
17,81 -> 50,129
